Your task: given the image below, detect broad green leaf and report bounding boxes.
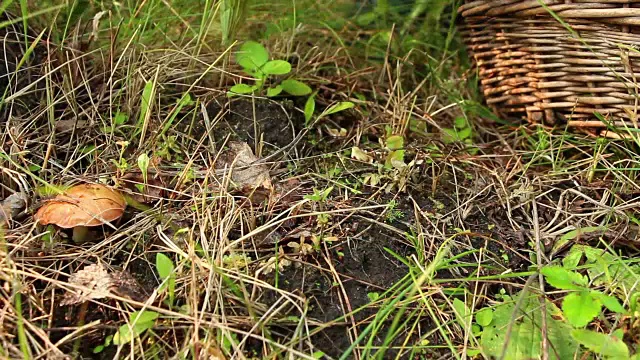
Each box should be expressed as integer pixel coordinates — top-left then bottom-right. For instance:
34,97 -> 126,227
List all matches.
441,128 -> 459,144
594,292 -> 625,314
229,83 -> 255,95
266,85 -> 283,97
304,95 -> 316,124
325,101 -> 354,116
261,60 -> 291,75
385,150 -> 405,169
129,310 -> 159,324
479,292 -> 579,360
281,79 -> 312,96
386,135 -> 404,150
475,308 -> 493,327
555,227 -> 604,254
114,112 -> 127,125
571,329 -> 629,358
541,266 -> 587,290
236,41 -> 269,72
562,246 -> 584,269
452,298 -> 471,329
456,126 -> 472,140
112,322 -> 151,345
156,253 -> 175,280
562,292 -> 601,328
312,351 -> 325,359
454,116 -> 468,129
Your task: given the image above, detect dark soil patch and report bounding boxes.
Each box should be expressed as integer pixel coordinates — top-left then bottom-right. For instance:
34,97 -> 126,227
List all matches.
261,220 -> 416,359
202,97 -> 306,158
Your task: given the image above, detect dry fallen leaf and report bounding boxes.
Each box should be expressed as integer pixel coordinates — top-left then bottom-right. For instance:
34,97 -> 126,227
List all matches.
61,263 -> 149,306
215,142 -> 272,191
0,192 -> 28,226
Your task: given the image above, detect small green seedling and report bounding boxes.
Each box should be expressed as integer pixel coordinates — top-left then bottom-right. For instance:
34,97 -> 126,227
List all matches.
136,153 -> 150,192
102,112 -> 128,135
156,253 -> 176,308
113,310 -> 159,345
228,41 -> 311,98
442,116 -> 473,144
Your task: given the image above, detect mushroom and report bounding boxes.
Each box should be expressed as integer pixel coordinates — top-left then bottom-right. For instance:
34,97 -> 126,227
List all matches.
34,183 -> 126,242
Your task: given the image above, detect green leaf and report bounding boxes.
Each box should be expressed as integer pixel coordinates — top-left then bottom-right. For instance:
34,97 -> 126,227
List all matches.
137,153 -> 149,179
562,292 -> 601,328
112,322 -> 150,345
114,112 -> 127,125
562,246 -> 584,269
555,227 -> 604,254
452,298 -> 471,328
156,253 -> 175,280
386,135 -> 404,150
479,291 -> 579,360
475,308 -> 493,327
312,351 -> 325,359
304,95 -> 316,124
541,266 -> 588,290
266,85 -> 283,97
236,41 -> 269,72
385,150 -> 405,169
228,83 -> 255,95
281,79 -> 312,96
454,117 -> 468,129
261,60 -> 291,75
571,329 -> 629,358
594,292 -> 626,314
129,310 -> 159,324
93,345 -> 104,354
324,101 -> 354,116
367,292 -> 380,302
441,128 -> 460,144
456,126 -> 472,140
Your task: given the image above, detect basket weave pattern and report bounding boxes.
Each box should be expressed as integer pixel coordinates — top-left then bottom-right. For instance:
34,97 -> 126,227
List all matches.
458,1 -> 640,137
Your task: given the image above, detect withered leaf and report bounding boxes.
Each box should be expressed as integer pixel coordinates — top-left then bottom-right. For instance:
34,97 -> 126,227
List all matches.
61,263 -> 149,306
215,142 -> 272,191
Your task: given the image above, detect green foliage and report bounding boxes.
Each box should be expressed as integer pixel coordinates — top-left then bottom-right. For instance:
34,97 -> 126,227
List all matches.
156,253 -> 176,308
280,79 -> 312,96
383,134 -> 405,170
304,186 -> 334,202
228,41 -> 311,98
541,248 -> 628,330
473,291 -> 579,360
113,310 -> 159,345
571,329 -> 629,359
304,94 -> 316,123
102,111 -> 128,135
442,116 -> 474,146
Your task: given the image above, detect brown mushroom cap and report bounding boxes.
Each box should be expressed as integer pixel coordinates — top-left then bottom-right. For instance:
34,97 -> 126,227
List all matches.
34,183 -> 126,228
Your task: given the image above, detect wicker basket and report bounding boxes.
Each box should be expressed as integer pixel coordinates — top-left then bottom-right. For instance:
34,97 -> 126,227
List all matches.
458,1 -> 640,138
